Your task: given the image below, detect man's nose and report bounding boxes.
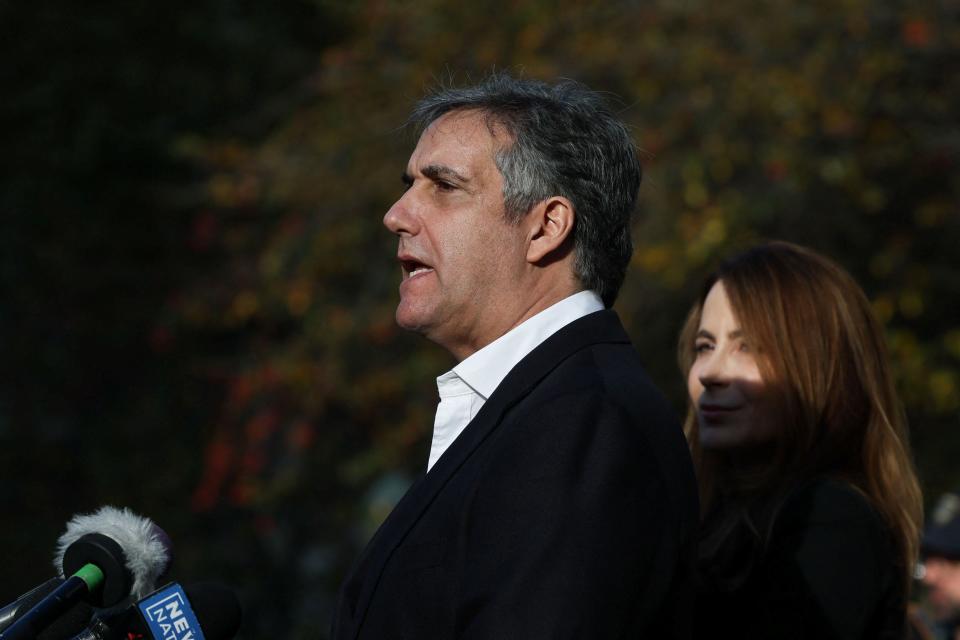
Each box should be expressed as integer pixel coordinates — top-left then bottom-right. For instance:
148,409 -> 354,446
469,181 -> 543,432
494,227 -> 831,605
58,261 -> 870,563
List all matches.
383,192 -> 419,236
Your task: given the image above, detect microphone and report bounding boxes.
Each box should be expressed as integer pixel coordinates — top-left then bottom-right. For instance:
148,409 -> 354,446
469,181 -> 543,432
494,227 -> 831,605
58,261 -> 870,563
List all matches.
71,582 -> 241,640
0,580 -> 62,632
54,506 -> 173,603
0,507 -> 173,640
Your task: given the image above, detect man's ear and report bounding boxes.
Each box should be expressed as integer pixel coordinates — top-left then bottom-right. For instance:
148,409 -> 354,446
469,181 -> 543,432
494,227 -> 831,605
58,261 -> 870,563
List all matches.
526,196 -> 575,263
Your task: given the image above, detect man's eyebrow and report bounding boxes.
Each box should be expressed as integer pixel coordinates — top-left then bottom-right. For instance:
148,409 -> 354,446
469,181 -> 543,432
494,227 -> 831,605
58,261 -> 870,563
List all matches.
422,164 -> 470,185
401,165 -> 473,192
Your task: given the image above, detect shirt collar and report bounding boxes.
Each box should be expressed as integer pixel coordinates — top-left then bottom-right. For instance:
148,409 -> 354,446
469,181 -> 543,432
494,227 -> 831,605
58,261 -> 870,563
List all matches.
451,290 -> 604,399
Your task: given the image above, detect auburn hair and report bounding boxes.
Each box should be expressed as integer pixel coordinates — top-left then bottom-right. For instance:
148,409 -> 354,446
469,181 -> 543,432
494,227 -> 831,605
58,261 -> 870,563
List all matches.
678,241 -> 922,593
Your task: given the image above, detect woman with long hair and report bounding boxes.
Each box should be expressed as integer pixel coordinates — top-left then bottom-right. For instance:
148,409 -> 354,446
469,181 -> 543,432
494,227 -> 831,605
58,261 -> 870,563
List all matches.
679,241 -> 923,638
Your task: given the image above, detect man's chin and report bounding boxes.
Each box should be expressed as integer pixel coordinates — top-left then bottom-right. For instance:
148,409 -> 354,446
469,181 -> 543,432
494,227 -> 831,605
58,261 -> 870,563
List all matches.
395,307 -> 431,335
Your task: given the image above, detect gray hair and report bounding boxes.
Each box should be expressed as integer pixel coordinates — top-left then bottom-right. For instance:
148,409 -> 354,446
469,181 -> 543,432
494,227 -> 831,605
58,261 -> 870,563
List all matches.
409,73 -> 641,308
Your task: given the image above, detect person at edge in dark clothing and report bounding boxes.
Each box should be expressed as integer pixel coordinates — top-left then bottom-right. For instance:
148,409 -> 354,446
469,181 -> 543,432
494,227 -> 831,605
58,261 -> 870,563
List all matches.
677,240 -> 923,639
911,489 -> 960,639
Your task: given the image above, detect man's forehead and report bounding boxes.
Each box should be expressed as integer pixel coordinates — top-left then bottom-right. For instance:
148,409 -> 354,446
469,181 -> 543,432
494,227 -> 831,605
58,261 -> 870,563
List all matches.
421,110 -> 511,152
425,108 -> 507,137
408,110 -> 505,176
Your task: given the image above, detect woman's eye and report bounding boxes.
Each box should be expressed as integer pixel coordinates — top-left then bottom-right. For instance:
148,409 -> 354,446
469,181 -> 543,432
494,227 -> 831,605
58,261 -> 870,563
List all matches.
694,342 -> 713,354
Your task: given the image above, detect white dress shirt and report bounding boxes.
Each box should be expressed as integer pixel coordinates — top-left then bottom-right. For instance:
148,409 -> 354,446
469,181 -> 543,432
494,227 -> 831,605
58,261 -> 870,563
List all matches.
427,290 -> 604,471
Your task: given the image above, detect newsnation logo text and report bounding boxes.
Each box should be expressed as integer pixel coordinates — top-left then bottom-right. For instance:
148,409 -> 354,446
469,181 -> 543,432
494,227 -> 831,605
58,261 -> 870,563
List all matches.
139,585 -> 205,640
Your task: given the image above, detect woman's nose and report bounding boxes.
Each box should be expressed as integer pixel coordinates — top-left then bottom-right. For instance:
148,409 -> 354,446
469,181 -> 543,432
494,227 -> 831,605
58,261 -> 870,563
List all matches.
698,351 -> 731,388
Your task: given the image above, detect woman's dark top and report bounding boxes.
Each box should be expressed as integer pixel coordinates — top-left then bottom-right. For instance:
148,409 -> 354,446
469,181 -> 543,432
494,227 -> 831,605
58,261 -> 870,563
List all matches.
693,478 -> 906,639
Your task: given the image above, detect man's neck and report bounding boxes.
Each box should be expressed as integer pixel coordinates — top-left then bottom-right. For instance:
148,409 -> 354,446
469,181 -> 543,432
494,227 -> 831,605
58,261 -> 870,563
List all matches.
448,284 -> 583,362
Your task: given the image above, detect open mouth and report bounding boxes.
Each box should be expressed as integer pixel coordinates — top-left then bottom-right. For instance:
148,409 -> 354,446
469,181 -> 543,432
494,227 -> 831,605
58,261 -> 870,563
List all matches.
402,259 -> 433,278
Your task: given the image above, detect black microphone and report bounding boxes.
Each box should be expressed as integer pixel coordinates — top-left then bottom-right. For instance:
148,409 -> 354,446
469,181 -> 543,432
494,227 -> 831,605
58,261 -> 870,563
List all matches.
71,582 -> 241,640
0,507 -> 173,640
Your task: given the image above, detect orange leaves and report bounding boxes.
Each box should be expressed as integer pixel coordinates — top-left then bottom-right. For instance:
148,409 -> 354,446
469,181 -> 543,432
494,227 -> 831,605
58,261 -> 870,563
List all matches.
902,18 -> 933,48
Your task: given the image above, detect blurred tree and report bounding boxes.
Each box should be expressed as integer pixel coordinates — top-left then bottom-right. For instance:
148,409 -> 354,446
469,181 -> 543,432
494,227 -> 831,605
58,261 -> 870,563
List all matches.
170,1 -> 959,636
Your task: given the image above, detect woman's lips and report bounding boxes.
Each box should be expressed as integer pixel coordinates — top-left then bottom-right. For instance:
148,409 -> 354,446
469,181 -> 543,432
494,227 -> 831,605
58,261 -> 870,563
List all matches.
698,404 -> 741,422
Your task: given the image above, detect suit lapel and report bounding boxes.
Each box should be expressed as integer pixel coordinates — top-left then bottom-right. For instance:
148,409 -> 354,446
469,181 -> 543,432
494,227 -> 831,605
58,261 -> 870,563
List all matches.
343,310 -> 630,638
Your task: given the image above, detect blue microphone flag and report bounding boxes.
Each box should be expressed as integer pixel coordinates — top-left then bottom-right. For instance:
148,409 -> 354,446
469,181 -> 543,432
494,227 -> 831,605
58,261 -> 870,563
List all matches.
137,584 -> 205,640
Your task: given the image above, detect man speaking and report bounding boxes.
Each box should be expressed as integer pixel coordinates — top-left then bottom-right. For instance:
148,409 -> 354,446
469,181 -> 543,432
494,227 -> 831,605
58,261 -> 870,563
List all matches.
332,73 -> 698,639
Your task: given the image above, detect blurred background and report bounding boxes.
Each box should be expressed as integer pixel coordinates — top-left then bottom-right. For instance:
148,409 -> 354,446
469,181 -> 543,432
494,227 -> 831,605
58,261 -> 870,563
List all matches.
2,0 -> 957,637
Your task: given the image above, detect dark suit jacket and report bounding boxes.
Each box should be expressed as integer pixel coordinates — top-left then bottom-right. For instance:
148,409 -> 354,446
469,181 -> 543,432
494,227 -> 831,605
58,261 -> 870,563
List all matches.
332,310 -> 699,639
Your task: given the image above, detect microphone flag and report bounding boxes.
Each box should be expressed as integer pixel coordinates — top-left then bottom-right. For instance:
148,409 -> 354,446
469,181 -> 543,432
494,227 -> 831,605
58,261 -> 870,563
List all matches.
137,584 -> 205,640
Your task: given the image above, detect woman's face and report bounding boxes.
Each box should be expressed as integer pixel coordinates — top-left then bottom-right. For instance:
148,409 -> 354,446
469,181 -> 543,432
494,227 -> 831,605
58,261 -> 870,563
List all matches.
687,280 -> 778,453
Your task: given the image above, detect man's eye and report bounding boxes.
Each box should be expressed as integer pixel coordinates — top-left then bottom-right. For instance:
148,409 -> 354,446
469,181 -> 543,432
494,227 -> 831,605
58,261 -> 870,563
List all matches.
436,181 -> 456,192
